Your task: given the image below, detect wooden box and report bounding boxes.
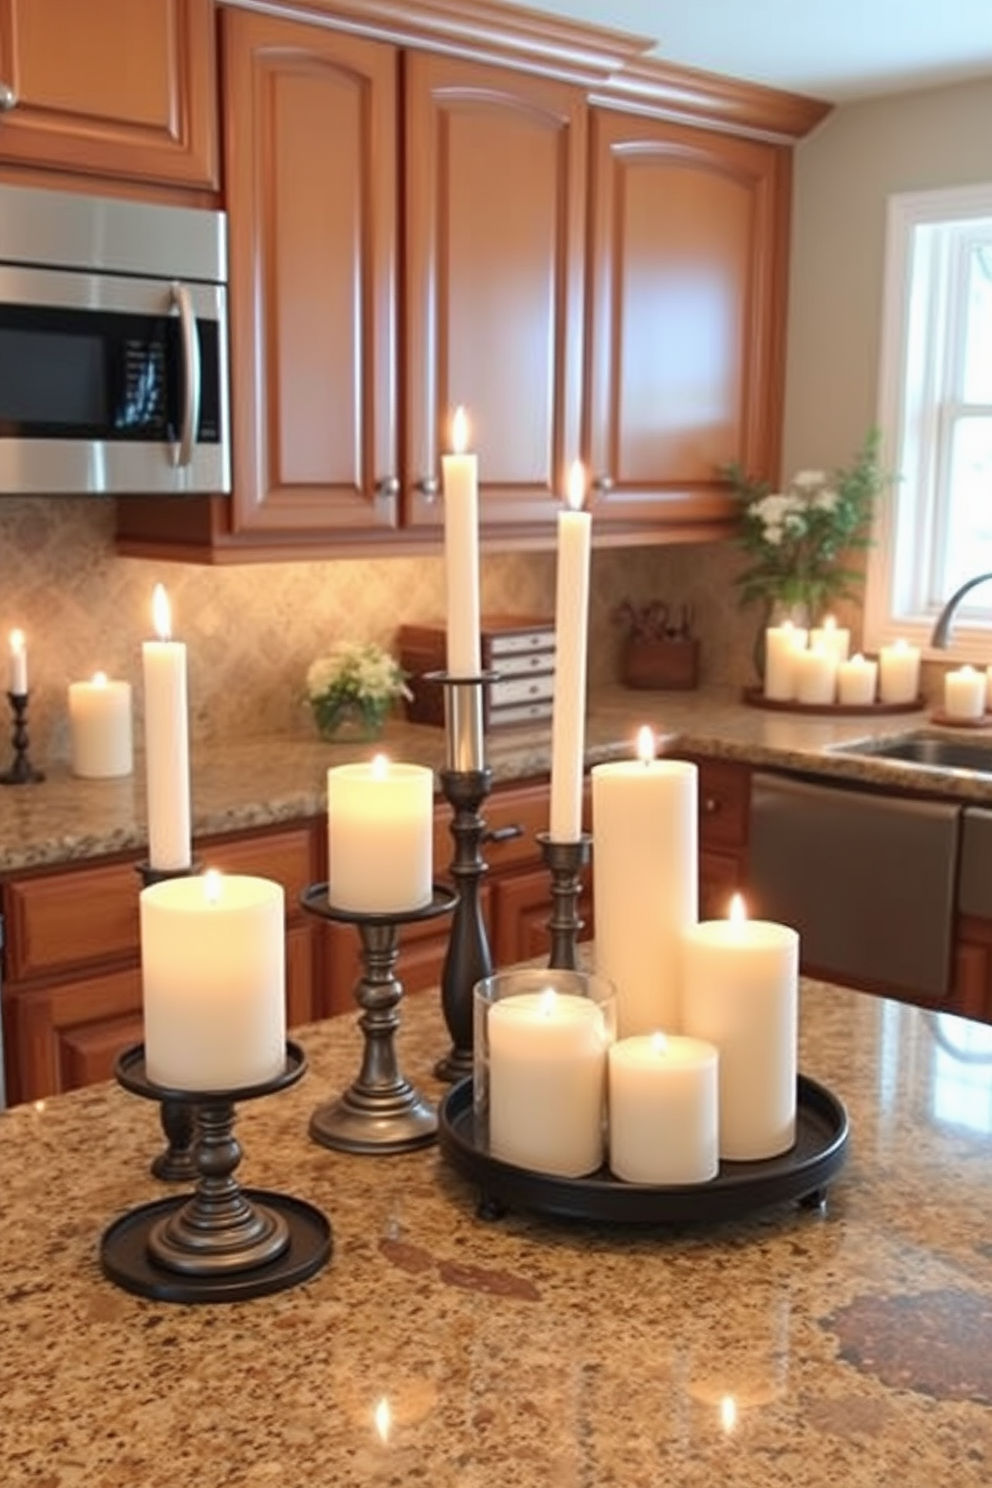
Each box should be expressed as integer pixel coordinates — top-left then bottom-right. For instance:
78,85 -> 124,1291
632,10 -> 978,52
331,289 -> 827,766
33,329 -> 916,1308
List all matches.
398,616 -> 555,729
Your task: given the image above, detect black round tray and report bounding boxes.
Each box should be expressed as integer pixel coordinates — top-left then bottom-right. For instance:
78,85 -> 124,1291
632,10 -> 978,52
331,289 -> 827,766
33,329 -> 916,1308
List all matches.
438,1073 -> 849,1225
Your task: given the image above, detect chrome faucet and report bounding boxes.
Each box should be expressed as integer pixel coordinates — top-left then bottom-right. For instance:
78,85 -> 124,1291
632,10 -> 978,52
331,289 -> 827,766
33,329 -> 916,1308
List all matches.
930,571 -> 992,647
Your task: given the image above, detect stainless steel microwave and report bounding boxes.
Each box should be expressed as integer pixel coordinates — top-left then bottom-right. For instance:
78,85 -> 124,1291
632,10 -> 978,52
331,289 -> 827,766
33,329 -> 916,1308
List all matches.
0,183 -> 230,496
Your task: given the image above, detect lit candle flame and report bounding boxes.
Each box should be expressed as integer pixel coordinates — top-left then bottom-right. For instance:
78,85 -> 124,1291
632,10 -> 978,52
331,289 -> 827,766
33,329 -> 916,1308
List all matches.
720,1394 -> 738,1433
451,405 -> 469,455
538,988 -> 558,1018
152,583 -> 172,641
651,1030 -> 668,1056
822,615 -> 836,630
374,1397 -> 392,1444
565,458 -> 586,513
92,671 -> 108,686
9,628 -> 24,654
636,726 -> 655,765
371,753 -> 389,780
729,892 -> 747,925
203,869 -> 223,905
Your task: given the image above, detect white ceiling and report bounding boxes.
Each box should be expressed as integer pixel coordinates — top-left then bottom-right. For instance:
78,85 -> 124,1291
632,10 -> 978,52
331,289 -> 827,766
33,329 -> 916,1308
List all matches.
501,0 -> 992,102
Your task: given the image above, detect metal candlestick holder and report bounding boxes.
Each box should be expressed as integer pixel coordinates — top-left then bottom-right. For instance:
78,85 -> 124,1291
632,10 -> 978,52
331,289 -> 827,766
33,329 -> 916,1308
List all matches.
136,859 -> 201,1183
300,882 -> 457,1153
100,1042 -> 331,1304
0,692 -> 44,784
429,672 -> 495,1083
538,831 -> 592,970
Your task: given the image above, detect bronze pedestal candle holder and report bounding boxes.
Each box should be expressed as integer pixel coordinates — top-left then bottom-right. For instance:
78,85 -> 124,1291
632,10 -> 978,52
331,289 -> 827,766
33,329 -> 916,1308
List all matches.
538,831 -> 592,970
136,859 -> 201,1183
101,1041 -> 331,1303
300,883 -> 457,1153
428,672 -> 495,1083
0,692 -> 44,784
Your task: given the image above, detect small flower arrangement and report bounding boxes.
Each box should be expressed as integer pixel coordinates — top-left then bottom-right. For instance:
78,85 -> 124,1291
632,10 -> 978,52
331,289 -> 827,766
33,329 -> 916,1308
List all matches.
724,430 -> 886,623
306,642 -> 412,741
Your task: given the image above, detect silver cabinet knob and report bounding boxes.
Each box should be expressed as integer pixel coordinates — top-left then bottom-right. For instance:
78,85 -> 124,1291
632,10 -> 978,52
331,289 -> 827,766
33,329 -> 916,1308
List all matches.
592,474 -> 614,493
417,476 -> 439,500
0,84 -> 17,112
376,476 -> 400,498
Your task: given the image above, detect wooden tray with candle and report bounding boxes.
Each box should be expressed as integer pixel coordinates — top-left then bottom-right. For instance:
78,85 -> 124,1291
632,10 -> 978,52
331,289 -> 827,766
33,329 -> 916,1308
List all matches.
742,687 -> 926,717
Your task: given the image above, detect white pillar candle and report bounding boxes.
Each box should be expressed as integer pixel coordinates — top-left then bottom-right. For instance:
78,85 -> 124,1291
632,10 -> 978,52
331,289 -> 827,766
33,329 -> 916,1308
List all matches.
487,988 -> 610,1177
8,629 -> 27,694
682,895 -> 799,1161
441,405 -> 481,678
68,673 -> 133,778
592,730 -> 697,1037
794,643 -> 838,705
326,756 -> 433,912
140,871 -> 286,1092
809,615 -> 850,663
836,652 -> 878,706
878,638 -> 921,704
549,460 -> 591,842
944,664 -> 987,720
142,585 -> 191,871
608,1032 -> 719,1185
763,622 -> 807,701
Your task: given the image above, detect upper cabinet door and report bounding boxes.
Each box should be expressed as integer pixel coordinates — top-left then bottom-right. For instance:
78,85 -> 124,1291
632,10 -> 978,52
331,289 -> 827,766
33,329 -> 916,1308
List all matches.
404,52 -> 586,535
222,10 -> 399,537
584,110 -> 789,528
0,0 -> 217,188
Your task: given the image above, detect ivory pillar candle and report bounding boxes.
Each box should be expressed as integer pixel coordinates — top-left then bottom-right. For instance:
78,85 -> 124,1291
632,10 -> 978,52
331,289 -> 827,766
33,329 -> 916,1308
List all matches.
681,895 -> 799,1161
142,585 -> 191,871
326,756 -> 433,912
484,982 -> 612,1177
8,629 -> 27,694
809,615 -> 850,663
441,406 -> 481,679
878,638 -> 921,704
794,643 -> 838,706
763,622 -> 807,701
836,652 -> 878,706
944,664 -> 987,720
592,730 -> 697,1037
608,1033 -> 719,1184
140,871 -> 286,1092
549,460 -> 591,843
68,673 -> 133,778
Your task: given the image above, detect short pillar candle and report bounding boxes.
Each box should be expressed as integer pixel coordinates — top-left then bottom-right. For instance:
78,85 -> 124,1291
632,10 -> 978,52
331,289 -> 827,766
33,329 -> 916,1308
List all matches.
68,673 -> 133,778
794,644 -> 838,706
326,757 -> 433,913
836,652 -> 878,707
878,638 -> 921,704
763,621 -> 808,702
944,664 -> 987,721
608,1033 -> 719,1184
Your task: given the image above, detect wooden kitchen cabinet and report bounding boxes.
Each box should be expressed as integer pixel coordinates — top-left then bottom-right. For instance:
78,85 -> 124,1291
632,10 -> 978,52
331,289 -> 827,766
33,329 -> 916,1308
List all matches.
1,819 -> 322,1104
683,755 -> 751,918
583,108 -> 790,535
0,0 -> 217,190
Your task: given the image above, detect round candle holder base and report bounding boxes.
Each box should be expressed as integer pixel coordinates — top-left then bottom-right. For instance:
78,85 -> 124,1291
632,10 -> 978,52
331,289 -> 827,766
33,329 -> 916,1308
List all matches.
537,831 -> 592,970
300,883 -> 457,1153
102,1042 -> 332,1303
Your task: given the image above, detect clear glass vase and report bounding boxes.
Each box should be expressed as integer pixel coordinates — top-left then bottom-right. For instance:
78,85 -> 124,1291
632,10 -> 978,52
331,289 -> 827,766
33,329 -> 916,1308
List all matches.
313,699 -> 388,743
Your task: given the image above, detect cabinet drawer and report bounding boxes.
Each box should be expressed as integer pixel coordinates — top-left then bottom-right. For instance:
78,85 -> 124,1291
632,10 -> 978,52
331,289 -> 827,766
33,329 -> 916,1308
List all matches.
695,759 -> 750,851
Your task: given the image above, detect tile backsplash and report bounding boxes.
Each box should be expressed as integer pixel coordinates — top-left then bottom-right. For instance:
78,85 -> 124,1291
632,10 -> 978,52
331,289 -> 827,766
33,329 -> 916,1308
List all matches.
4,498 -> 758,760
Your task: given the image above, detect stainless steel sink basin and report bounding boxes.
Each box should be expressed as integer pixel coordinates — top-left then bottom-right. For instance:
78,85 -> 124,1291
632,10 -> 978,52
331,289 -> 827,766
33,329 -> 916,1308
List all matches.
832,729 -> 992,775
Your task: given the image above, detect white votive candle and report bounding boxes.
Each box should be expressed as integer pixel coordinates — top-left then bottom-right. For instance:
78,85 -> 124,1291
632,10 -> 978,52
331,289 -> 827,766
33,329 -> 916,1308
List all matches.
794,643 -> 838,706
763,622 -> 808,702
141,871 -> 286,1091
142,585 -> 191,871
608,1033 -> 719,1185
68,673 -> 133,778
809,615 -> 850,664
488,989 -> 610,1177
681,894 -> 799,1161
836,652 -> 878,707
326,756 -> 433,912
878,638 -> 921,704
549,460 -> 591,843
944,664 -> 987,721
592,732 -> 697,1037
8,629 -> 27,694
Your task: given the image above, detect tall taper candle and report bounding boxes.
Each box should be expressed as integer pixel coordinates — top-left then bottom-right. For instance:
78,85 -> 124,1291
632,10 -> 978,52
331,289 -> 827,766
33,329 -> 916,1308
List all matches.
142,584 -> 192,871
8,629 -> 27,694
549,461 -> 591,842
441,406 -> 481,678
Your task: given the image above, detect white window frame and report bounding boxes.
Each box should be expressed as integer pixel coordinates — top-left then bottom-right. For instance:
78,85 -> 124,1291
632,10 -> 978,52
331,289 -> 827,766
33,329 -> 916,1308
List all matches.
864,181 -> 992,662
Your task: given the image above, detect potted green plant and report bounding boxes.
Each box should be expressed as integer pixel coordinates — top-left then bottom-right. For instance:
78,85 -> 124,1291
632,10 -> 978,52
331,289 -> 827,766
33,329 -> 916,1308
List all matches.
305,642 -> 412,741
611,600 -> 700,691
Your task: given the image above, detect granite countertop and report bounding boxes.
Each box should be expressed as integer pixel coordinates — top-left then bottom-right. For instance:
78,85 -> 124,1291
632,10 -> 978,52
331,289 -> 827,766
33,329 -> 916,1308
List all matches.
2,981 -> 992,1485
3,683 -> 992,871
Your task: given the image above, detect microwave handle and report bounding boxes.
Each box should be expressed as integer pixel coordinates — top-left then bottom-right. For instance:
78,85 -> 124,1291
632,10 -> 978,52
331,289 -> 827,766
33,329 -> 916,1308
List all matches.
169,281 -> 201,469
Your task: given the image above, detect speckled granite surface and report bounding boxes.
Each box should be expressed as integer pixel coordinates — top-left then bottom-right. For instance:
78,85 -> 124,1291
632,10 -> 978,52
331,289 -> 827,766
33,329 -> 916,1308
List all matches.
2,981 -> 992,1485
3,683 -> 992,871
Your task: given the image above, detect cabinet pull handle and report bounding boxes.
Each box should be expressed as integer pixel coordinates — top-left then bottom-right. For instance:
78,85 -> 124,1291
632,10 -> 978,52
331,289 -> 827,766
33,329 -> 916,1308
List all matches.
169,281 -> 201,470
0,84 -> 17,111
416,476 -> 439,499
592,474 -> 614,493
376,476 -> 400,498
483,823 -> 525,845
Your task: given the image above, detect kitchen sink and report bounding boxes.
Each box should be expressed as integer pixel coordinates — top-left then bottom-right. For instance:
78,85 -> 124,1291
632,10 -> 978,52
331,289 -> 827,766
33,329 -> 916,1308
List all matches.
831,729 -> 992,775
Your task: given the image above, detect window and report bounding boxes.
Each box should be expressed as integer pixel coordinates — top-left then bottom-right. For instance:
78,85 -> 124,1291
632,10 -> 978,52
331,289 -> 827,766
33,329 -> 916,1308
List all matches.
864,183 -> 992,660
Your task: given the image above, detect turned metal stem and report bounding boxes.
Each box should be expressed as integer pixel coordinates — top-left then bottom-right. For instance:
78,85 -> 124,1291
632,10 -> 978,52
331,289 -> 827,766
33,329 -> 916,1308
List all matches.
0,692 -> 44,785
436,766 -> 494,1082
538,831 -> 592,970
